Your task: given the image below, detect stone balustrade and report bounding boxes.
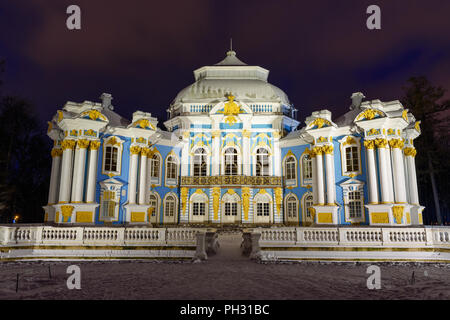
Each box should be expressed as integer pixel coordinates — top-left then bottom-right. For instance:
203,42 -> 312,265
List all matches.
248,226 -> 450,262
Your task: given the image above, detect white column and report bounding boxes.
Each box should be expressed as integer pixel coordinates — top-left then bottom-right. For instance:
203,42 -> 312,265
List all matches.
324,146 -> 335,205
273,135 -> 281,176
48,148 -> 62,204
390,139 -> 407,204
364,140 -> 379,204
385,146 -> 395,202
311,150 -> 318,204
128,146 -> 141,204
85,141 -> 100,203
405,148 -> 419,205
242,131 -> 250,176
138,148 -> 148,205
58,140 -> 76,203
375,139 -> 390,203
71,139 -> 89,203
212,131 -> 221,175
181,137 -> 189,176
314,147 -> 325,205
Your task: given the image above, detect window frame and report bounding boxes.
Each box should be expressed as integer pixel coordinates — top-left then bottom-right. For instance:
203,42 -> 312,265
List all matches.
339,136 -> 362,177
101,136 -> 124,177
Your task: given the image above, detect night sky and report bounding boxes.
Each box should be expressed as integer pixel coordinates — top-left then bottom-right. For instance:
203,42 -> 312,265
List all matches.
1,0 -> 449,128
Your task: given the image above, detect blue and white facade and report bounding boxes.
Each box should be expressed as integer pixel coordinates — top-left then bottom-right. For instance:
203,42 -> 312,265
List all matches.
43,50 -> 424,226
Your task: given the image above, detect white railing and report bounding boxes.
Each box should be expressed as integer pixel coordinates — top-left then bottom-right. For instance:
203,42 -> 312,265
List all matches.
0,226 -> 202,247
255,226 -> 450,248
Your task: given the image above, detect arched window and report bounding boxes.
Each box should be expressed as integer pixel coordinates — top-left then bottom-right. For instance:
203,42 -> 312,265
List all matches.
193,148 -> 207,176
256,148 -> 269,176
166,156 -> 178,180
304,193 -> 313,218
164,195 -> 176,217
150,154 -> 161,178
302,154 -> 312,180
149,194 -> 158,218
104,146 -> 118,172
286,195 -> 297,218
285,156 -> 296,180
339,136 -> 362,177
224,147 -> 238,176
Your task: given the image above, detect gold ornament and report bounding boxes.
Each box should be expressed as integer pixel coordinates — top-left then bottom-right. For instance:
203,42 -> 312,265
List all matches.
90,141 -> 101,150
388,138 -> 404,149
322,145 -> 334,154
392,206 -> 404,224
374,138 -> 388,149
275,188 -> 282,215
363,140 -> 375,149
402,110 -> 408,122
51,148 -> 63,157
310,118 -> 331,129
242,187 -> 250,220
130,146 -> 141,155
357,109 -> 384,121
180,187 -> 188,213
61,205 -> 74,222
343,136 -> 356,146
403,147 -> 417,157
212,187 -> 221,220
61,139 -> 76,150
77,139 -> 90,149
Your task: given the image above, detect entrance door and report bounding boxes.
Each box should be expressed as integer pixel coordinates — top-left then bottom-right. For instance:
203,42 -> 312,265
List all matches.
254,201 -> 271,224
222,202 -> 239,223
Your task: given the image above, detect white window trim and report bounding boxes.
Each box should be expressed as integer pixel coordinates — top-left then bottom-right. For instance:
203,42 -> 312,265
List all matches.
98,178 -> 123,222
339,136 -> 362,178
163,192 -> 178,224
253,146 -> 272,177
164,151 -> 180,187
148,191 -> 161,224
300,149 -> 313,187
284,193 -> 299,222
282,152 -> 298,188
189,191 -> 209,222
191,146 -> 211,177
101,136 -> 124,177
340,179 -> 366,223
148,149 -> 162,187
221,146 -> 241,176
301,192 -> 314,225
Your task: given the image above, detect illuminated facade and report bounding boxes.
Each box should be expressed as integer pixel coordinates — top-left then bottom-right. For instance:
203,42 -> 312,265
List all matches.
43,50 -> 424,226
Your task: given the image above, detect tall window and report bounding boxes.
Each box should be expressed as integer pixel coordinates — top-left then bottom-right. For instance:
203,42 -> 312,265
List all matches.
149,194 -> 158,217
302,154 -> 313,180
193,202 -> 206,216
224,147 -> 238,176
150,154 -> 160,178
104,146 -> 118,172
345,146 -> 359,172
193,148 -> 207,176
101,191 -> 116,218
348,191 -> 363,218
256,148 -> 269,176
225,202 -> 238,216
286,195 -> 297,218
304,194 -> 313,218
166,156 -> 178,180
164,195 -> 175,217
285,156 -> 296,180
256,202 -> 270,216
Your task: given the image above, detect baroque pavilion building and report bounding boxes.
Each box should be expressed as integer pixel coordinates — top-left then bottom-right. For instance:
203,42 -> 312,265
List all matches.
43,50 -> 424,227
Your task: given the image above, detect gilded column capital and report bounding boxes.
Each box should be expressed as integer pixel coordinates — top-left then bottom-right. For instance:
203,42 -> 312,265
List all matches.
89,140 -> 101,150
141,147 -> 151,156
273,131 -> 281,139
77,139 -> 90,149
403,147 -> 417,157
212,130 -> 222,138
130,146 -> 142,155
322,145 -> 334,155
374,138 -> 388,149
61,139 -> 76,150
388,138 -> 404,149
51,148 -> 63,158
363,140 -> 375,149
312,146 -> 323,156
242,129 -> 251,138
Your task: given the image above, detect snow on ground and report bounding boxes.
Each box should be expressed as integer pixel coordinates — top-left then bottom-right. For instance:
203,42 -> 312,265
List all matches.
0,233 -> 449,300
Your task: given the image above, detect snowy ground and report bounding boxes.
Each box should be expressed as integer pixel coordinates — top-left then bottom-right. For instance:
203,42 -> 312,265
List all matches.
1,233 -> 449,300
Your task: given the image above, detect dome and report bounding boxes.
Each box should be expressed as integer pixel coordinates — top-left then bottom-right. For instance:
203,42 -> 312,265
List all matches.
171,51 -> 291,106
